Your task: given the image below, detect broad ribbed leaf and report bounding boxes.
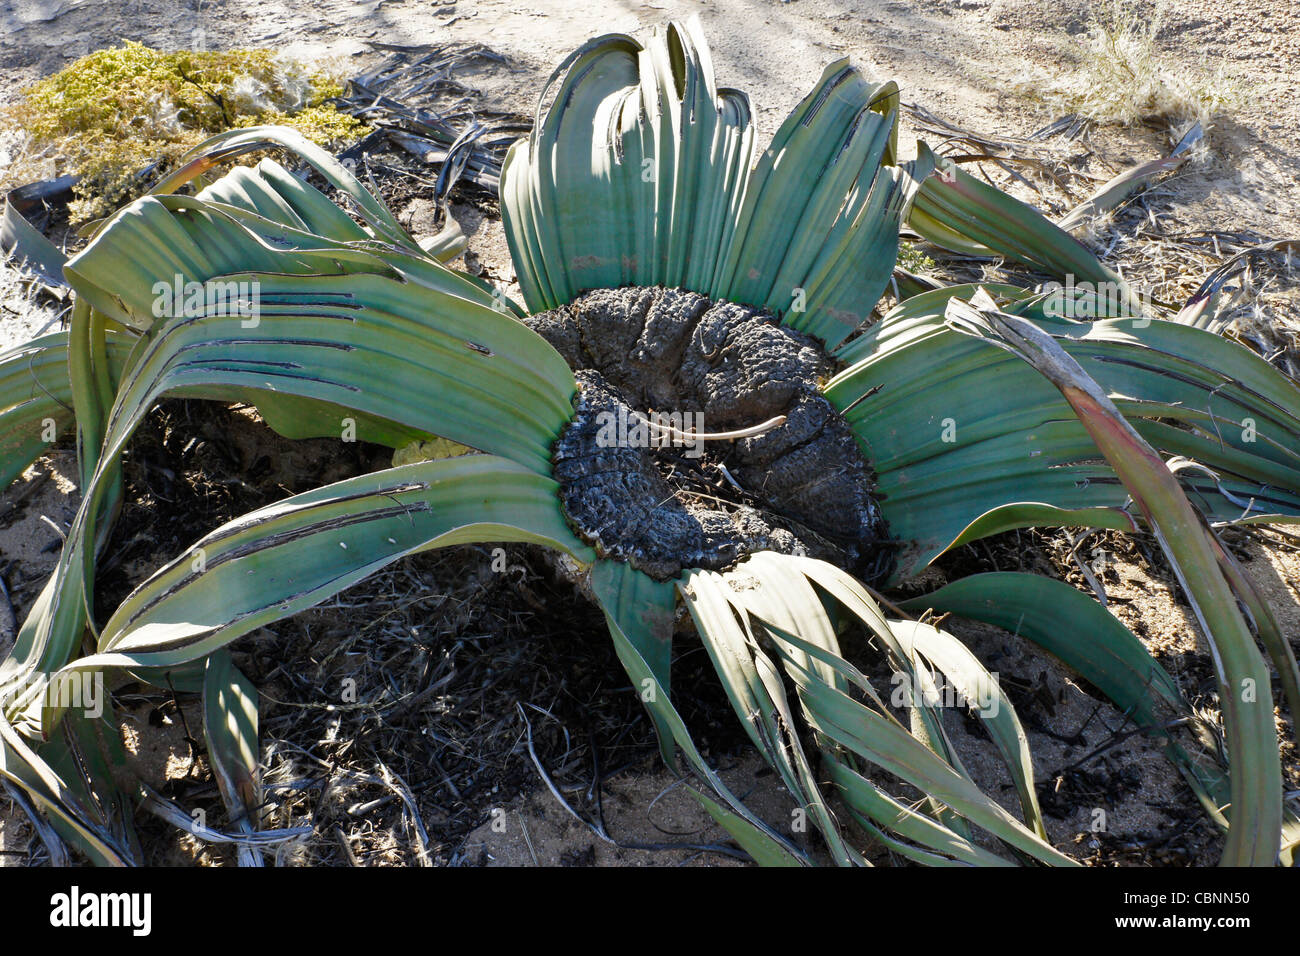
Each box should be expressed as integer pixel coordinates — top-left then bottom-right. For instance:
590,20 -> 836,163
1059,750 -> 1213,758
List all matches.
822,753 -> 1012,866
826,290 -> 1300,579
501,21 -> 754,310
2,181 -> 73,288
681,567 -> 855,865
195,159 -> 373,243
48,456 -> 590,685
690,788 -> 803,867
716,63 -> 920,349
500,21 -> 917,350
0,330 -> 132,490
4,234 -> 578,734
0,712 -> 133,866
900,573 -> 1184,721
64,195 -> 573,470
147,125 -> 420,252
896,571 -> 1239,826
945,295 -> 1284,866
887,618 -> 1046,839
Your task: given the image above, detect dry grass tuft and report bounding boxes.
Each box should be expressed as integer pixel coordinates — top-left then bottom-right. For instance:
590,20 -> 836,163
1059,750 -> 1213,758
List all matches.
1028,1 -> 1244,128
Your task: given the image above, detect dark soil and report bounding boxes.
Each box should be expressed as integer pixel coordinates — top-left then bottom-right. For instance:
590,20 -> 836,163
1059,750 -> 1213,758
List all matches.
88,397 -> 758,865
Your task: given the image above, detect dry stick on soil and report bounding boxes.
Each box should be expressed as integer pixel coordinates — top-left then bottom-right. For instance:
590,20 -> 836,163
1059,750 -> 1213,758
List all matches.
2,781 -> 68,866
945,288 -> 1286,867
514,701 -> 750,861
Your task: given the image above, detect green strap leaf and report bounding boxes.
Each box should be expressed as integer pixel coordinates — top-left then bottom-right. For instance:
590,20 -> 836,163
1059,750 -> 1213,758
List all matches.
718,66 -> 919,349
500,20 -> 914,349
203,650 -> 263,866
0,712 -> 134,866
823,753 -> 1014,866
50,456 -> 590,683
945,294 -> 1283,866
63,195 -> 575,472
826,290 -> 1300,579
589,560 -> 678,765
0,330 -> 132,490
195,159 -> 373,243
899,572 -> 1185,722
147,125 -> 422,253
894,569 -> 1242,826
689,552 -> 1070,865
682,566 -> 855,865
907,143 -> 1138,312
690,788 -> 804,867
887,618 -> 1048,840
597,578 -> 808,866
500,21 -> 755,311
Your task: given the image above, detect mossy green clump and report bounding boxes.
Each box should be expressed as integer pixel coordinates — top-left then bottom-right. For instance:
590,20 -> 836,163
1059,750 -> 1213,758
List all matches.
4,42 -> 368,221
392,437 -> 476,467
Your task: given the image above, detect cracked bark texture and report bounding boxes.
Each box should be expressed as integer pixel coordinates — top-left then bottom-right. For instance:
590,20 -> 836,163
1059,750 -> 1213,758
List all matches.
531,287 -> 889,581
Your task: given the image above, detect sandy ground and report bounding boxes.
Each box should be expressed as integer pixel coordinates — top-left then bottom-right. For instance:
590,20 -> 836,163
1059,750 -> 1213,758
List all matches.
1,0 -> 1299,866
4,0 -> 1298,234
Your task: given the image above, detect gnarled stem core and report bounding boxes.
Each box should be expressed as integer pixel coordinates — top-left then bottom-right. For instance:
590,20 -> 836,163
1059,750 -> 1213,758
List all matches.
528,287 -> 889,581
